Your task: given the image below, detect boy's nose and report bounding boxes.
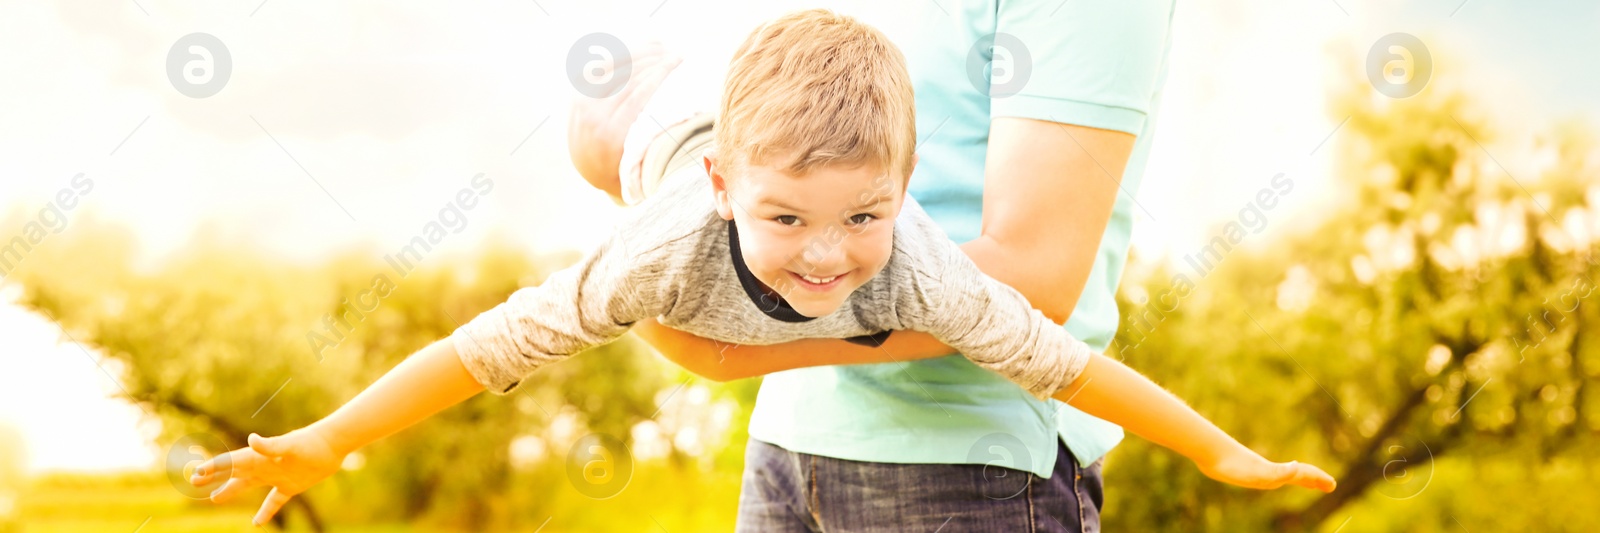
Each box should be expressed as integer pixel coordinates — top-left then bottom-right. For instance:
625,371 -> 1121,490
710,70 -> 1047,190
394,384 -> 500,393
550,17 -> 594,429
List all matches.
796,240 -> 850,274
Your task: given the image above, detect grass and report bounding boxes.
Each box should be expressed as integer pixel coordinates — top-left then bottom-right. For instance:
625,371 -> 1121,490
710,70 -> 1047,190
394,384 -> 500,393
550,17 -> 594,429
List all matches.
9,471 -> 418,533
8,464 -> 743,532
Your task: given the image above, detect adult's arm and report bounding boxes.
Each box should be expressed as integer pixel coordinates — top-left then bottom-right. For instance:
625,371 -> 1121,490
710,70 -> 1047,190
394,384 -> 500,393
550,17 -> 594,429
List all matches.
634,119 -> 1133,380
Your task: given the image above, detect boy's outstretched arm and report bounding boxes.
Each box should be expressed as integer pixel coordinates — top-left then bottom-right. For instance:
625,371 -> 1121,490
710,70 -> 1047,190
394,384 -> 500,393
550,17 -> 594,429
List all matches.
1054,353 -> 1338,492
191,214 -> 666,525
189,339 -> 485,525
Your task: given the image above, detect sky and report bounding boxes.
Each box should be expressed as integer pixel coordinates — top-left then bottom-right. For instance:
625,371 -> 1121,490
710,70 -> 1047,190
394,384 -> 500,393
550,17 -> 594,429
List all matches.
0,0 -> 1595,473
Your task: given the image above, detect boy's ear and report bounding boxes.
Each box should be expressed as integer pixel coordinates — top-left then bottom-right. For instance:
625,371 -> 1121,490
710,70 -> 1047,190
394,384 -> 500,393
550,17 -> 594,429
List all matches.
704,149 -> 735,221
904,153 -> 918,192
887,153 -> 917,211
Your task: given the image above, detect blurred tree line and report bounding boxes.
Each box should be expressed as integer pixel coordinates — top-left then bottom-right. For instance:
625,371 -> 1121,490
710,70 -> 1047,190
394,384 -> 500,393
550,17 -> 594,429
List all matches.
4,224 -> 753,531
1102,82 -> 1599,531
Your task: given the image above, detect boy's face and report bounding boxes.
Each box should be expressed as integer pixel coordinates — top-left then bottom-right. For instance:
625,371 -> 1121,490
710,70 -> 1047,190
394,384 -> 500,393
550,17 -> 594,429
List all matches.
705,151 -> 912,318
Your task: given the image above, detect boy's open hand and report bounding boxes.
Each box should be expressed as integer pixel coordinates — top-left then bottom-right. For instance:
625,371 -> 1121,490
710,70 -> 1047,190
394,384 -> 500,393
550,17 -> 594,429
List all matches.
1198,450 -> 1337,492
189,429 -> 346,526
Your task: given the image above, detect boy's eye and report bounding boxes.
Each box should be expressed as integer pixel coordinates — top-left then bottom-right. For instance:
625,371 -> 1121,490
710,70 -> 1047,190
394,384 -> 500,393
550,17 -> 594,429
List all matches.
775,215 -> 801,226
848,213 -> 877,226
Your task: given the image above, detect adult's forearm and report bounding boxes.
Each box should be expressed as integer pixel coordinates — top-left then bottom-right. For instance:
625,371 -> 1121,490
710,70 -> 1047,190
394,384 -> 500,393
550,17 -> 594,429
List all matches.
959,234 -> 1092,326
816,235 -> 1088,365
306,338 -> 486,456
1052,354 -> 1250,468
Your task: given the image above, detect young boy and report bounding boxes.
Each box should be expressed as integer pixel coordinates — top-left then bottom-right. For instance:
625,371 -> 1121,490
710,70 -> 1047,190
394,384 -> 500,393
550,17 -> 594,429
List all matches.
190,9 -> 1334,526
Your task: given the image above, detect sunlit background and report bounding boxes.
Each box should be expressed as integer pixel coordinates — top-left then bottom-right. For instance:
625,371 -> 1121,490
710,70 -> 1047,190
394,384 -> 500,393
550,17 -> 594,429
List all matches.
2,0 -> 1597,531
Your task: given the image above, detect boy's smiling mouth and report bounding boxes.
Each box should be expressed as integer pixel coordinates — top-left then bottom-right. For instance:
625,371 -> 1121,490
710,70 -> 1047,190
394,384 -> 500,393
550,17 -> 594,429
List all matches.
790,269 -> 851,291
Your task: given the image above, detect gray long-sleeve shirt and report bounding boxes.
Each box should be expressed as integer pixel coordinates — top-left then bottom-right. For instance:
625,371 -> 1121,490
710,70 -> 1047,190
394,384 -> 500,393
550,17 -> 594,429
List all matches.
450,165 -> 1092,400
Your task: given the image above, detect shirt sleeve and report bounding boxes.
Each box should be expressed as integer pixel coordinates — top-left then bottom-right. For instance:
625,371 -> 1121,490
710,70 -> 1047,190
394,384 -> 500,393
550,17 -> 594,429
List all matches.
988,0 -> 1174,135
449,229 -> 671,395
895,201 -> 1093,400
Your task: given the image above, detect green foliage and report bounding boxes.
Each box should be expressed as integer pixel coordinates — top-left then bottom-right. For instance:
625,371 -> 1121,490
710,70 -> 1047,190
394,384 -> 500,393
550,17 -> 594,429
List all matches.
1102,84 -> 1599,531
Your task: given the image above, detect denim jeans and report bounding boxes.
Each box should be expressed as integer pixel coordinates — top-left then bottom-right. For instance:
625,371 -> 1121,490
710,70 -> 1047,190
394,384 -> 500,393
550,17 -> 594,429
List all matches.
736,438 -> 1105,532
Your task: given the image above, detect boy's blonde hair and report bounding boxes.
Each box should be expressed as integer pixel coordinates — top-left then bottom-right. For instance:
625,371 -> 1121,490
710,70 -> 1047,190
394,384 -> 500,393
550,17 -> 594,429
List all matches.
716,9 -> 916,182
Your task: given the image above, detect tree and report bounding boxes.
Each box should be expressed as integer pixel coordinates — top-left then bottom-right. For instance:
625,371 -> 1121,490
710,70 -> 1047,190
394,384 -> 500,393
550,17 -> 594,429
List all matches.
1103,81 -> 1599,531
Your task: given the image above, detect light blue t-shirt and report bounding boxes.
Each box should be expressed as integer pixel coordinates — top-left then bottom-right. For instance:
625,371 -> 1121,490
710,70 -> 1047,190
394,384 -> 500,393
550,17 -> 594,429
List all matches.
748,0 -> 1175,478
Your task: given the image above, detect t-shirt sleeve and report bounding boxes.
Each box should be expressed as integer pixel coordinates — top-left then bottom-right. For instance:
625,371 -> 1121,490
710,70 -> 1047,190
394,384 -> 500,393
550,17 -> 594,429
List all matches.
449,229 -> 672,395
895,200 -> 1092,400
988,0 -> 1174,135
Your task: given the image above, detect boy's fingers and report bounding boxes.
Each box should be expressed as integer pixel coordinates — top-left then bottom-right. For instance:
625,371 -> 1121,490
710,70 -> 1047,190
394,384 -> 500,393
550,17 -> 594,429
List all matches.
191,452 -> 235,486
248,433 -> 286,457
190,458 -> 216,486
1288,462 -> 1337,492
231,448 -> 268,473
194,448 -> 267,486
253,487 -> 293,527
208,477 -> 252,503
